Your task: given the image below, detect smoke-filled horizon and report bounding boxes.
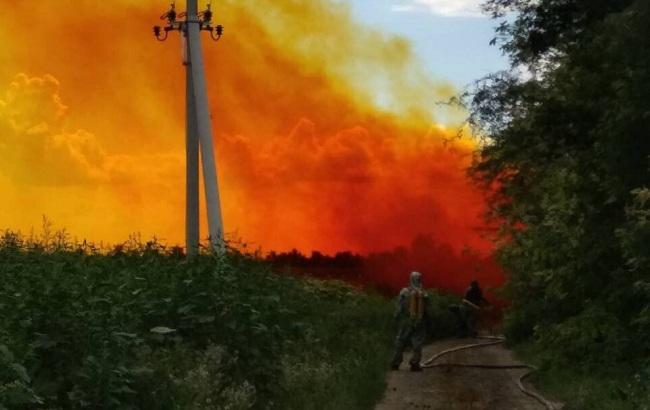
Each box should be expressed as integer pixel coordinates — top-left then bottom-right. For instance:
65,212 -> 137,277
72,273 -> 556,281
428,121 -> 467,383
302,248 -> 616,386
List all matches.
0,0 -> 501,287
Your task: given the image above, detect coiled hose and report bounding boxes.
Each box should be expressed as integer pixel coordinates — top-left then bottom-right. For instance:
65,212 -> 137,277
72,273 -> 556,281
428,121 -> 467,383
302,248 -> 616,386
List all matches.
421,336 -> 558,410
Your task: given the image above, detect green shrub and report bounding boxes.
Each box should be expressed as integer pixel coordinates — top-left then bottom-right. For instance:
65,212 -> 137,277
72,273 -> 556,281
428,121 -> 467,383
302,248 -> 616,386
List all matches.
0,344 -> 43,409
0,231 -> 398,409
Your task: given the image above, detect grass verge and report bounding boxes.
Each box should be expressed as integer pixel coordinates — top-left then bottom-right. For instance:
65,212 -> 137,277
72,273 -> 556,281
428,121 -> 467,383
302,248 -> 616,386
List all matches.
515,343 -> 650,410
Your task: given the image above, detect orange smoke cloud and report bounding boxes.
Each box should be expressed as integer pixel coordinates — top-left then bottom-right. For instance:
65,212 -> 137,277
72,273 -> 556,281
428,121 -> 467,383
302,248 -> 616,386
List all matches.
219,120 -> 488,254
0,1 -> 496,266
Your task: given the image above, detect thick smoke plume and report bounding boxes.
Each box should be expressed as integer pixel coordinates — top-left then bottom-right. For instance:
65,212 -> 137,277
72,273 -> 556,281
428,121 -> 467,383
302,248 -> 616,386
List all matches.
0,0 -> 502,292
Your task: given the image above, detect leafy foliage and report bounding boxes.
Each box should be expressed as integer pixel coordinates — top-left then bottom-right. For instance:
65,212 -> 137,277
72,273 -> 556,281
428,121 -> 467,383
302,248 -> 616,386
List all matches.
0,344 -> 43,409
469,0 -> 650,407
0,231 -> 396,409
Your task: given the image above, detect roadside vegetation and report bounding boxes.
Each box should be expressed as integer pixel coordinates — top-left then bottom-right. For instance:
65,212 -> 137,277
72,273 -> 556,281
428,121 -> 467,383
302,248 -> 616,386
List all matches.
0,229 -> 397,410
468,0 -> 650,408
0,228 -> 463,410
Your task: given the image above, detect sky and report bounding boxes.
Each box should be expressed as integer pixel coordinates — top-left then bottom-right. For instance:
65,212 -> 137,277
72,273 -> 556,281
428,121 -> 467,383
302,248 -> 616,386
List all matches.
0,0 -> 507,262
349,0 -> 508,88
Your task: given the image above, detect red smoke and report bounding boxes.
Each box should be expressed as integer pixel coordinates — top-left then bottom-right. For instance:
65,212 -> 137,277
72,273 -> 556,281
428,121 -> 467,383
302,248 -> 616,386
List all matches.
219,120 -> 492,254
219,118 -> 504,295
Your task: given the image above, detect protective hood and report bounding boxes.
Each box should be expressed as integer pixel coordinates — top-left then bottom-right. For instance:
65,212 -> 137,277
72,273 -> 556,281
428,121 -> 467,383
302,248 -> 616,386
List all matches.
409,271 -> 422,289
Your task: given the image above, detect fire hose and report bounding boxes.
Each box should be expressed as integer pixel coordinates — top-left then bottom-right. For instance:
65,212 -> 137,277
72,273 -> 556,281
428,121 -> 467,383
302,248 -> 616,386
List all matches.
421,336 -> 557,410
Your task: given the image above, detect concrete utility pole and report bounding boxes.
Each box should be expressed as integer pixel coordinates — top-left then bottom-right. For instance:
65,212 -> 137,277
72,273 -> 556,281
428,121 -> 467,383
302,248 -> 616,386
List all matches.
154,1 -> 225,257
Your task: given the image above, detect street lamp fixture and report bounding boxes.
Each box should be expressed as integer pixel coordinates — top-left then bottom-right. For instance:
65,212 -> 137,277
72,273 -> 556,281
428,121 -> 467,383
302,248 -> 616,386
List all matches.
153,2 -> 224,42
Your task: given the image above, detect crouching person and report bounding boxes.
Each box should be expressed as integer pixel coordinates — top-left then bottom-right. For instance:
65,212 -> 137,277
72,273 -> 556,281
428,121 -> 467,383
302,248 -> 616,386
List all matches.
390,271 -> 430,372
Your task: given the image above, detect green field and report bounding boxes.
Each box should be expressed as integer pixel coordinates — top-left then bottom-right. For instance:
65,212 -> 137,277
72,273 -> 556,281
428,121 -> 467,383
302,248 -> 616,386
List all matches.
0,231 -> 400,410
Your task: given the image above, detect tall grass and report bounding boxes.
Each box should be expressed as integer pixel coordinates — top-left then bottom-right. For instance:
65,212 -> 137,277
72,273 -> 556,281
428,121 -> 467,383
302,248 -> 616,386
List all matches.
0,229 -> 395,409
515,342 -> 650,410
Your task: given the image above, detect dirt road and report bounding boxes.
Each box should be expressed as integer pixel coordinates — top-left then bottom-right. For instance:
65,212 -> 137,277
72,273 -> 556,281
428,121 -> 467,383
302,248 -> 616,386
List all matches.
376,338 -> 554,410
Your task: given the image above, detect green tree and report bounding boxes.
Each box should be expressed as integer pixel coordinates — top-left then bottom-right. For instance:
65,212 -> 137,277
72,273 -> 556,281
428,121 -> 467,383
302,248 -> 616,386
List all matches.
468,0 -> 650,373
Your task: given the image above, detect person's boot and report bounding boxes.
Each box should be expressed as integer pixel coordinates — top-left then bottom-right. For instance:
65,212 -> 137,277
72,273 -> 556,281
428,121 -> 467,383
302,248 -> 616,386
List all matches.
410,363 -> 422,372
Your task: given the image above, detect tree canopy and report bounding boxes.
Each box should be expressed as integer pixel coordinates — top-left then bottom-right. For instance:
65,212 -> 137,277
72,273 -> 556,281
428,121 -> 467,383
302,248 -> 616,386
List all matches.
469,0 -> 649,381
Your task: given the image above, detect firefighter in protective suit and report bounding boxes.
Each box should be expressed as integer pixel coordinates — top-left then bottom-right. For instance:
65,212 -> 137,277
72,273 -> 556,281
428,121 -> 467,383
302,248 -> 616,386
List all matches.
390,271 -> 430,372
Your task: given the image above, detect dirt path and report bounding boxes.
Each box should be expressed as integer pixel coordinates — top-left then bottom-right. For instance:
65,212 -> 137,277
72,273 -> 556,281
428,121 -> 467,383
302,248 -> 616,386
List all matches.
376,338 -> 554,410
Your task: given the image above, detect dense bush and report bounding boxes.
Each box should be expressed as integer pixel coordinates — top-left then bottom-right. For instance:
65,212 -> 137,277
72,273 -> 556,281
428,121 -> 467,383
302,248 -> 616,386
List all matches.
0,231 -> 395,409
468,0 -> 650,407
